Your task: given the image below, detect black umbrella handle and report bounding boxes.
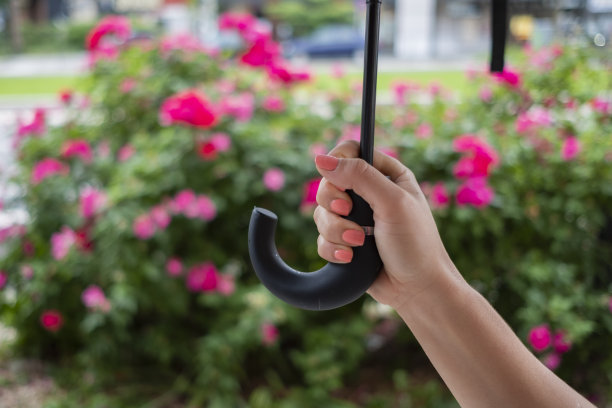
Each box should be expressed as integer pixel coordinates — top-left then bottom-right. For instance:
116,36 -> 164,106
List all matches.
247,0 -> 382,311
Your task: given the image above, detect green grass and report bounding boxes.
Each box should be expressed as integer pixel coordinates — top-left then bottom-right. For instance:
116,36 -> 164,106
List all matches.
315,70 -> 469,95
0,76 -> 87,96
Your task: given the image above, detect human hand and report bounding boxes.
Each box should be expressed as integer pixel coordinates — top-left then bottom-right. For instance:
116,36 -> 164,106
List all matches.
313,141 -> 460,310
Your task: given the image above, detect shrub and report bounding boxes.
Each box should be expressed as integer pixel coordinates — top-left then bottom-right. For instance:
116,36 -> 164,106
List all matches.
1,13 -> 611,406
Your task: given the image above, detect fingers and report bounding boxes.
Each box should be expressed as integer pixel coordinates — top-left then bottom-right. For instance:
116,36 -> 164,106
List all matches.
317,234 -> 354,264
313,206 -> 365,247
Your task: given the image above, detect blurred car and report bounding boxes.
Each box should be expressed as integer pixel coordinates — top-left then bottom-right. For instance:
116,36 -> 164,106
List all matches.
283,24 -> 364,59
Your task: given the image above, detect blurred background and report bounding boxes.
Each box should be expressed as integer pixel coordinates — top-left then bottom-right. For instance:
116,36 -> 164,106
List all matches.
0,0 -> 611,407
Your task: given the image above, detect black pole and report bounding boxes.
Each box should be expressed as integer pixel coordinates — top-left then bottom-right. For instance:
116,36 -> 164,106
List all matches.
360,0 -> 381,164
490,0 -> 508,73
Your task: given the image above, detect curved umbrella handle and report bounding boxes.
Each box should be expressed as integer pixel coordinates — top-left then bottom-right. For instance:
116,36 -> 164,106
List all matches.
248,191 -> 382,311
247,0 -> 383,310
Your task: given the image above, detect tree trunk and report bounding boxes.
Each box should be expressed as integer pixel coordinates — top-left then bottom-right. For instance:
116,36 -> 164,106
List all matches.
8,0 -> 24,52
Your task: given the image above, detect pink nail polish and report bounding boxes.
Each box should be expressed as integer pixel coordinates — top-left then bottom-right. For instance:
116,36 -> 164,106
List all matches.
334,249 -> 352,262
315,154 -> 339,171
330,199 -> 351,216
342,229 -> 365,246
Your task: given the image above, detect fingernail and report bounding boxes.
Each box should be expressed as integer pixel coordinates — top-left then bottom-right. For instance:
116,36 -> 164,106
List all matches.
334,249 -> 353,262
330,199 -> 351,216
342,229 -> 365,246
315,154 -> 339,171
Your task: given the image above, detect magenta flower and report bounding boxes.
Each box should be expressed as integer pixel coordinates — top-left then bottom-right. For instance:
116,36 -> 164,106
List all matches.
186,262 -> 219,292
415,123 -> 433,139
197,133 -> 232,161
166,258 -> 183,277
266,61 -> 312,84
456,177 -> 494,208
591,97 -> 611,115
221,93 -> 254,122
479,86 -> 493,102
80,187 -> 107,218
149,205 -> 171,229
31,158 -> 69,185
62,139 -> 94,163
217,274 -> 235,296
453,134 -> 500,178
261,322 -> 279,346
196,195 -> 217,221
339,124 -> 361,144
301,178 -> 321,210
51,226 -> 77,260
430,182 -> 450,209
263,168 -> 285,192
515,107 -> 553,134
391,81 -> 418,105
85,15 -> 131,51
0,271 -> 7,289
219,12 -> 257,34
118,144 -> 135,161
160,33 -> 210,55
528,324 -> 552,352
493,68 -> 521,88
81,285 -> 111,312
160,90 -> 218,129
543,353 -> 561,370
552,331 -> 572,353
132,214 -> 156,240
561,136 -> 581,161
0,225 -> 26,244
59,89 -> 73,105
240,36 -> 280,67
171,190 -> 196,214
15,108 -> 46,140
40,310 -> 64,332
262,96 -> 285,112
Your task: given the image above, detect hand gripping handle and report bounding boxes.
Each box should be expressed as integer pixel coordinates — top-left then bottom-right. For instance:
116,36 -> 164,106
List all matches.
247,0 -> 383,310
248,191 -> 382,311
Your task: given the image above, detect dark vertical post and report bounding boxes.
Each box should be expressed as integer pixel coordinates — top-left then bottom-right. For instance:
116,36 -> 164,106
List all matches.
360,0 -> 382,165
490,0 -> 508,73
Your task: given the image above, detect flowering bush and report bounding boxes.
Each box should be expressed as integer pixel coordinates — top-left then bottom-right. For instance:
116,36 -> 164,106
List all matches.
1,13 -> 612,406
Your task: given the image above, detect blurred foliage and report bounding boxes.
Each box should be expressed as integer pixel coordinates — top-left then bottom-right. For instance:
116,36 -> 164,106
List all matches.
1,14 -> 612,408
265,0 -> 355,37
0,21 -> 96,54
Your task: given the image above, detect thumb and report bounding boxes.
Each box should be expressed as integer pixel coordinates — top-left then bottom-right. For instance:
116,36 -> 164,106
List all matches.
315,154 -> 406,218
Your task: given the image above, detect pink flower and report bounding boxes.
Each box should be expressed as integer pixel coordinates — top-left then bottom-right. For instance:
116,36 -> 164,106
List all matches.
171,190 -> 196,214
266,61 -> 312,84
493,68 -> 521,88
415,123 -> 433,139
196,133 -> 232,161
80,187 -> 107,218
552,331 -> 572,353
186,262 -> 219,292
85,15 -> 131,51
339,124 -> 361,144
20,265 -> 34,280
479,86 -> 493,102
301,178 -> 321,210
528,324 -> 552,352
262,95 -> 285,112
0,225 -> 26,244
217,274 -> 236,296
150,205 -> 171,229
160,33 -> 210,55
456,177 -> 495,208
0,271 -> 7,289
118,144 -> 135,161
430,182 -> 450,209
515,107 -> 553,134
240,36 -> 280,67
561,136 -> 581,161
59,89 -> 73,105
159,89 -> 218,129
40,310 -> 64,332
591,97 -> 611,115
453,134 -> 500,178
219,12 -> 257,33
263,168 -> 285,191
379,147 -> 399,159
220,93 -> 254,122
119,78 -> 136,93
14,108 -> 46,147
87,43 -> 120,67
81,285 -> 111,312
543,353 -> 561,370
132,214 -> 156,239
261,322 -> 279,346
166,258 -> 183,277
97,140 -> 111,159
61,139 -> 94,163
51,226 -> 77,260
391,81 -> 418,105
331,63 -> 346,78
196,195 -> 216,221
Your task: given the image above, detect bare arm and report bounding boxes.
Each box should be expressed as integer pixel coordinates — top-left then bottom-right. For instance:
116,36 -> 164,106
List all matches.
313,140 -> 594,408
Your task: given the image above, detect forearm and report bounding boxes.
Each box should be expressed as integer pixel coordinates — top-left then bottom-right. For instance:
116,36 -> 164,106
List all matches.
395,265 -> 594,408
